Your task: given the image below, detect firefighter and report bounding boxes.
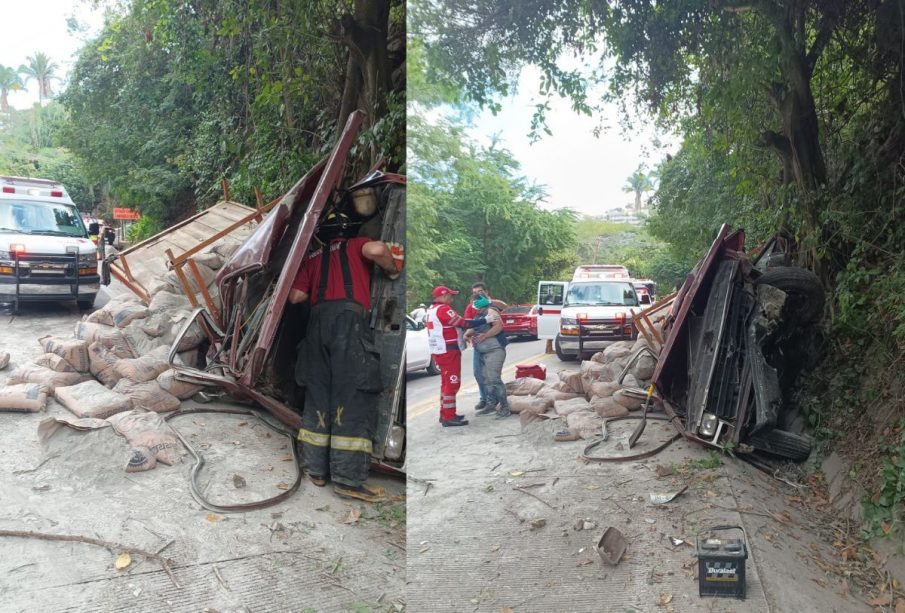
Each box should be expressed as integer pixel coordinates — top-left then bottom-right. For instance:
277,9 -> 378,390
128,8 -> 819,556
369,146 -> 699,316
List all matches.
425,286 -> 487,426
288,210 -> 403,503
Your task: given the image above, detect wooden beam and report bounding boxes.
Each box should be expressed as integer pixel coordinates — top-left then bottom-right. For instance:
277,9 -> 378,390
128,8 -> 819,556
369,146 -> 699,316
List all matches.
221,178 -> 230,202
187,258 -> 222,329
254,187 -> 264,223
108,266 -> 150,305
119,254 -> 136,283
631,309 -> 656,350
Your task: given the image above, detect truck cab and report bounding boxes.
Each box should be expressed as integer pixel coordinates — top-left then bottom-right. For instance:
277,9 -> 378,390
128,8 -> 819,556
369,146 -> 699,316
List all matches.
0,176 -> 99,311
537,264 -> 640,361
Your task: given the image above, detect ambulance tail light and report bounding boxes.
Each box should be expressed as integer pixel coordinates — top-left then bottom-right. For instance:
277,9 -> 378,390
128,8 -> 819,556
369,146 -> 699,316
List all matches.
50,190 -> 63,197
2,186 -> 14,194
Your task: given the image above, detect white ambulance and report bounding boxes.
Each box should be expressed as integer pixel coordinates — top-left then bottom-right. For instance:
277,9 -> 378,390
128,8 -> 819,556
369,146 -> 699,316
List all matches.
537,264 -> 650,361
0,176 -> 99,311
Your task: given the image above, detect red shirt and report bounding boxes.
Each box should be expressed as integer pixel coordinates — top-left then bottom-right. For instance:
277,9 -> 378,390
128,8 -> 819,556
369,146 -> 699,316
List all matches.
292,237 -> 372,309
464,293 -> 495,319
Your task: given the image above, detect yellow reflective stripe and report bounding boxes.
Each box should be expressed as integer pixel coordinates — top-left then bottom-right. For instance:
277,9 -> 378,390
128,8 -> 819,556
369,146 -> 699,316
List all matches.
330,435 -> 373,453
297,429 -> 330,447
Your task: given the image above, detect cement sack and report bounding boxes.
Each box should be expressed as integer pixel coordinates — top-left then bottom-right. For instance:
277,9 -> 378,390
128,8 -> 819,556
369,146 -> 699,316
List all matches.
107,410 -> 181,465
121,327 -> 166,358
114,355 -> 170,383
139,311 -> 170,338
33,353 -> 78,373
38,336 -> 90,373
507,395 -> 552,415
164,262 -> 216,294
505,377 -> 546,396
632,336 -> 652,354
622,374 -> 641,389
162,312 -> 206,352
190,251 -> 224,270
536,388 -> 583,402
590,396 -> 631,418
211,241 -> 239,260
157,369 -> 203,400
580,361 -> 609,392
84,307 -> 114,326
629,353 -> 657,381
603,342 -> 634,363
590,351 -> 607,364
554,396 -> 592,416
113,379 -> 180,413
558,370 -> 584,394
125,446 -> 157,473
148,290 -> 191,314
145,278 -> 178,298
177,348 -> 201,369
112,303 -> 149,328
0,351 -> 8,370
587,381 -> 621,399
0,383 -> 49,412
566,411 -> 604,439
613,389 -> 644,410
87,342 -> 122,388
73,321 -> 127,348
54,380 -> 132,419
7,364 -> 88,391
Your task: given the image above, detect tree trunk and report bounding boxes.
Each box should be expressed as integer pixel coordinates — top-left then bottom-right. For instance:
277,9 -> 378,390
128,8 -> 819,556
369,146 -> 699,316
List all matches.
634,191 -> 642,212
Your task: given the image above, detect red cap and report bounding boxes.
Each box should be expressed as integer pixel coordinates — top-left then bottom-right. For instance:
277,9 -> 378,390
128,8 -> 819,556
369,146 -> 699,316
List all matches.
432,286 -> 459,298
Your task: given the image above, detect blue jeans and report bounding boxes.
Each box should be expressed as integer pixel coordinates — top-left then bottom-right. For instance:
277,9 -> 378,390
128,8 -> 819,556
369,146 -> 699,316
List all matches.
473,347 -> 487,403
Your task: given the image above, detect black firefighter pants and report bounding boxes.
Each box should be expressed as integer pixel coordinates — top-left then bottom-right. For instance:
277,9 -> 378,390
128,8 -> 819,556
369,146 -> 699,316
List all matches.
294,300 -> 382,487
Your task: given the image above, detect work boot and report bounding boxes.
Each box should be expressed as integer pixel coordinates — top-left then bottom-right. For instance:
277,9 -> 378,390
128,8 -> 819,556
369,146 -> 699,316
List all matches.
441,417 -> 469,427
476,403 -> 497,416
438,413 -> 466,424
495,406 -> 512,419
308,473 -> 327,487
474,399 -> 487,411
334,483 -> 386,503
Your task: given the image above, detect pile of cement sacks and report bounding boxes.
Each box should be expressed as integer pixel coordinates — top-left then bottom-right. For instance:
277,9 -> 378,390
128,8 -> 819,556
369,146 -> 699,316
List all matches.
505,336 -> 659,440
0,242 -> 239,469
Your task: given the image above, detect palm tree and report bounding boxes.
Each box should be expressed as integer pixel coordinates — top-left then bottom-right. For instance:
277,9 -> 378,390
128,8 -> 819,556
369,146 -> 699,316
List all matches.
0,65 -> 24,113
18,52 -> 58,105
622,165 -> 656,212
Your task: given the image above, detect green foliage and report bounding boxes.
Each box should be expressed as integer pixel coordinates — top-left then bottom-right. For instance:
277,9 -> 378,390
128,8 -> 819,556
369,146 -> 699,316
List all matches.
126,215 -> 163,243
692,450 -> 723,471
862,421 -> 905,538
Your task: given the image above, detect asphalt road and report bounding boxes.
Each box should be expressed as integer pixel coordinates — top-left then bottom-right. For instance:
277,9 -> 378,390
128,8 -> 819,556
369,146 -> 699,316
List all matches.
405,337 -> 555,420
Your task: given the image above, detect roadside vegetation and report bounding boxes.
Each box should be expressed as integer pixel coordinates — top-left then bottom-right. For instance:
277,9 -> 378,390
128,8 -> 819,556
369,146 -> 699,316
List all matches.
412,0 -> 905,542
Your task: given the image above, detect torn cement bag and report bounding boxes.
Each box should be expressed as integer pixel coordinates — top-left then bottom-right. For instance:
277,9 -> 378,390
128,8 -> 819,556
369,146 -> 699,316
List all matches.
88,342 -> 122,388
507,395 -> 553,414
148,290 -> 191,314
190,251 -> 224,270
0,351 -> 9,370
54,380 -> 132,419
589,396 -> 630,418
114,355 -> 170,383
603,342 -> 634,363
84,307 -> 114,326
0,383 -> 49,412
157,369 -> 203,400
558,370 -> 584,394
587,381 -> 622,399
622,374 -> 641,389
145,278 -> 178,299
125,446 -> 157,472
629,353 -> 657,381
160,309 -> 206,352
73,321 -> 128,348
536,388 -> 583,402
37,415 -> 111,443
505,377 -> 546,396
554,396 -> 593,416
112,303 -> 149,328
580,361 -> 609,391
613,389 -> 644,410
164,261 -> 216,294
113,379 -> 180,413
107,410 -> 182,465
38,336 -> 90,373
121,327 -> 166,358
566,410 -> 605,439
139,311 -> 170,338
33,352 -> 79,373
7,364 -> 88,391
211,240 -> 239,260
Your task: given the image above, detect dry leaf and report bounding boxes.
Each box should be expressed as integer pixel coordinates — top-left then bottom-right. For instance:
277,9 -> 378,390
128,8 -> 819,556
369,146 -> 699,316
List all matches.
658,593 -> 673,606
500,607 -> 514,613
114,552 -> 132,570
772,511 -> 792,524
895,597 -> 905,613
341,508 -> 362,524
279,455 -> 293,462
530,518 -> 546,530
655,464 -> 674,477
206,513 -> 221,522
510,471 -> 525,477
419,545 -> 430,553
233,474 -> 246,489
276,482 -> 291,490
868,595 -> 892,606
881,521 -> 892,535
490,544 -> 501,552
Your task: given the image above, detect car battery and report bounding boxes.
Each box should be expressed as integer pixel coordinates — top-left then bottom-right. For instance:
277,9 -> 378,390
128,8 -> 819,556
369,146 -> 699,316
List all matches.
515,364 -> 546,380
696,525 -> 748,599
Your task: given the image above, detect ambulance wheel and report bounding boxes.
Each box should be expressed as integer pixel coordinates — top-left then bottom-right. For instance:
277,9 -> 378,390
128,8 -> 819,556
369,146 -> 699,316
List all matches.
555,336 -> 577,362
426,357 -> 440,376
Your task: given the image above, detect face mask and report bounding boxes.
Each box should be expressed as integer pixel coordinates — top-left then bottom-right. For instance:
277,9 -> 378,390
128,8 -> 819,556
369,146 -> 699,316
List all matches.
473,296 -> 491,309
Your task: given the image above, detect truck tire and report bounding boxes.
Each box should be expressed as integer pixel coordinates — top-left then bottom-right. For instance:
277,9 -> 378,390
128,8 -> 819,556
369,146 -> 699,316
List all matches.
754,266 -> 824,324
555,335 -> 577,362
748,429 -> 812,462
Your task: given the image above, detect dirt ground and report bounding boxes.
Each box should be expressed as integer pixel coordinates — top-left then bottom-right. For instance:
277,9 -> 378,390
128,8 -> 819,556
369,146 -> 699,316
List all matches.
0,296 -> 405,613
405,354 -> 885,613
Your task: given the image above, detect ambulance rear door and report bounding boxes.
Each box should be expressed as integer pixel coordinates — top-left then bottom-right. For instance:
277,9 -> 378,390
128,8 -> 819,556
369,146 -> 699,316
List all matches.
536,281 -> 568,340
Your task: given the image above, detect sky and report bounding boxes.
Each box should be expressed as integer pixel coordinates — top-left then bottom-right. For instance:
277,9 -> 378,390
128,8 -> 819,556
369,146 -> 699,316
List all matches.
2,1 -> 106,110
469,65 -> 680,217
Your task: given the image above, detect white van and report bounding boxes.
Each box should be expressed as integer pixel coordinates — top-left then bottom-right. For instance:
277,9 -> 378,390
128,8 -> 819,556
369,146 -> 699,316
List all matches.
0,176 -> 99,311
537,264 -> 649,361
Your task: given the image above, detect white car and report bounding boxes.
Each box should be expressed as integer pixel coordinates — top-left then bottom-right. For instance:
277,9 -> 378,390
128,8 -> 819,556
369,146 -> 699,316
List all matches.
405,315 -> 439,375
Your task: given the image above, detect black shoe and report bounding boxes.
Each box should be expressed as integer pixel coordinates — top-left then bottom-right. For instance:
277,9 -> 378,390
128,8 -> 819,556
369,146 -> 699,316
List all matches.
476,404 -> 497,416
441,417 -> 469,427
495,407 -> 512,419
438,413 -> 467,423
474,400 -> 487,411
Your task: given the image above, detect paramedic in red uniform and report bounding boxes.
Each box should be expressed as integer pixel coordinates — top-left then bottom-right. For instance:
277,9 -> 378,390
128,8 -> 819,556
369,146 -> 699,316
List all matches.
288,212 -> 403,503
425,286 -> 486,427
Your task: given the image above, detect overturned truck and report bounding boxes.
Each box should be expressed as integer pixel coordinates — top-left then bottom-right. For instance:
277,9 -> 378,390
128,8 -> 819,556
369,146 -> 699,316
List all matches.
653,225 -> 823,462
